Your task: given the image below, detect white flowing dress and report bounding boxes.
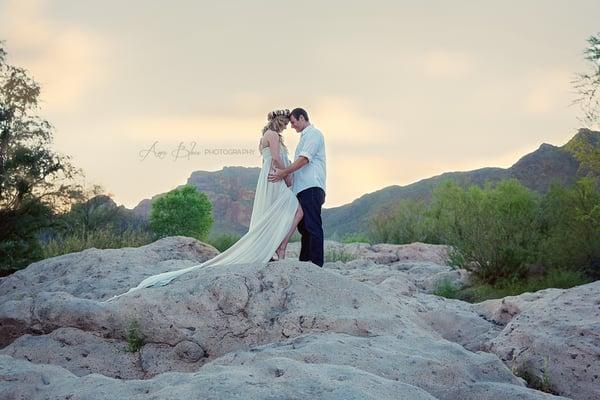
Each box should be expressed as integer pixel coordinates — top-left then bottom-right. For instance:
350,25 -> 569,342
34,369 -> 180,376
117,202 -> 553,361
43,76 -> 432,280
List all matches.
103,146 -> 299,302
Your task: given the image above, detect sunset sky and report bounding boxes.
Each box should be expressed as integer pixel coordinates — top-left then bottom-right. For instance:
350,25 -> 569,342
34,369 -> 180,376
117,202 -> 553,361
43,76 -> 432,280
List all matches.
1,0 -> 599,208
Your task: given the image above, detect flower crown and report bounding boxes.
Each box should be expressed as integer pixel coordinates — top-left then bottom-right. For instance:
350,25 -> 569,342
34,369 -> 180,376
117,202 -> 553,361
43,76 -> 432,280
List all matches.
268,109 -> 291,121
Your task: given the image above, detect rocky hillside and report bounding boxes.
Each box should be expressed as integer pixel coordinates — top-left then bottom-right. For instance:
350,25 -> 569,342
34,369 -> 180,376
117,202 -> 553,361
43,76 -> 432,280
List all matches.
132,166 -> 260,237
323,128 -> 599,238
127,128 -> 599,239
1,237 -> 597,399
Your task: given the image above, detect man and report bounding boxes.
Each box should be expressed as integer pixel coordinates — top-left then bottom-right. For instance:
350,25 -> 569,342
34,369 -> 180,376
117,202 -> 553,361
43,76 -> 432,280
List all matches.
268,108 -> 327,267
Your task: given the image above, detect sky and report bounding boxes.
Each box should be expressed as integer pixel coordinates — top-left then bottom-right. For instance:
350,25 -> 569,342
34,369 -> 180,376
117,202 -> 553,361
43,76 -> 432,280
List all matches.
1,0 -> 599,208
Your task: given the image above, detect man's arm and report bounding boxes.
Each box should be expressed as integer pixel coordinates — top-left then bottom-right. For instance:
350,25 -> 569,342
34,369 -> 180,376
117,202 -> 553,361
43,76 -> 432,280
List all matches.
268,156 -> 309,182
283,156 -> 309,175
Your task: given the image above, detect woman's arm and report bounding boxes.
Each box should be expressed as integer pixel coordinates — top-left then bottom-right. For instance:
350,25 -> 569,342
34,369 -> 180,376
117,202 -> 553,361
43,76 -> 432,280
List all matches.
265,131 -> 286,170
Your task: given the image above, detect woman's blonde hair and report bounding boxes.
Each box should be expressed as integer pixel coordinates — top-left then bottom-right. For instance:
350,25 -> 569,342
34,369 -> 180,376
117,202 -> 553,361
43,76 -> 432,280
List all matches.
261,109 -> 290,151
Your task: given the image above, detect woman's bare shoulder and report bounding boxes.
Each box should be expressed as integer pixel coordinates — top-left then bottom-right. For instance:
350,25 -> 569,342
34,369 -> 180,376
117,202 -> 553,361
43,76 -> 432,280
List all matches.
263,129 -> 279,138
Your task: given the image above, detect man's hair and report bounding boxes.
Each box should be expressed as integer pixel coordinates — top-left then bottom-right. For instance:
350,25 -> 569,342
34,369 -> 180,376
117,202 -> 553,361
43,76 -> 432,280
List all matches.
290,108 -> 309,122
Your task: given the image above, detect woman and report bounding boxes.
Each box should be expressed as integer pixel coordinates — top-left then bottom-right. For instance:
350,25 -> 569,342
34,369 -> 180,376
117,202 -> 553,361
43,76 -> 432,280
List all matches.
103,109 -> 304,303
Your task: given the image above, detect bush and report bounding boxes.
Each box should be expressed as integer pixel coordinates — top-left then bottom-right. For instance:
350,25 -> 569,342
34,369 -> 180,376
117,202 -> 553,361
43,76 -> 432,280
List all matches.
433,279 -> 460,299
446,246 -> 468,269
0,43 -> 86,274
149,185 -> 214,241
125,319 -> 144,353
369,199 -> 436,244
538,177 -> 600,278
207,233 -> 241,252
325,248 -> 357,263
371,176 -> 599,287
428,179 -> 542,284
41,226 -> 155,258
537,268 -> 590,290
0,198 -> 53,274
457,267 -> 591,302
341,233 -> 372,244
512,356 -> 556,394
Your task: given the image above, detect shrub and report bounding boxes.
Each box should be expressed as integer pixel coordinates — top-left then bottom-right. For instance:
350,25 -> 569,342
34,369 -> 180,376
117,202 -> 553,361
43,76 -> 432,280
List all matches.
428,179 -> 542,284
41,227 -> 155,259
125,319 -> 144,353
457,267 -> 591,302
149,185 -> 213,241
433,279 -> 460,299
369,199 -> 436,244
538,177 -> 600,278
512,356 -> 556,394
207,233 -> 241,252
341,233 -> 372,244
325,248 -> 357,263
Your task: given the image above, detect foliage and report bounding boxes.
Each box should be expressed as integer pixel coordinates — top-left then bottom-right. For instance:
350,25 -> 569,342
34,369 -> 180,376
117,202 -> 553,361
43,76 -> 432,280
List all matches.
371,176 -> 599,286
0,198 -> 51,274
369,198 -> 437,244
455,268 -> 590,303
207,233 -> 241,252
325,248 -> 357,263
341,232 -> 372,244
149,184 -> 213,241
571,33 -> 600,127
433,279 -> 461,299
125,319 -> 144,353
512,356 -> 556,394
563,130 -> 600,178
427,179 -> 542,283
538,177 -> 600,278
0,42 -> 85,272
41,226 -> 155,259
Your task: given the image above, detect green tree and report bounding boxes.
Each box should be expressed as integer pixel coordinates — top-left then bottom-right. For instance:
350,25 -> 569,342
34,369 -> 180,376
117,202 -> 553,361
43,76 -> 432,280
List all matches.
539,177 -> 600,277
0,41 -> 84,273
149,184 -> 213,241
428,179 -> 541,283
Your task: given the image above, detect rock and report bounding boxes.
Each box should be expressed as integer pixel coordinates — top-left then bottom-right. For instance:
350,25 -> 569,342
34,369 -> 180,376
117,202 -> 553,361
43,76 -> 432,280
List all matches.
0,237 -> 587,399
174,340 -> 206,363
286,240 -> 453,265
477,283 -> 600,399
0,353 -> 439,400
0,326 -> 142,379
0,236 -> 219,302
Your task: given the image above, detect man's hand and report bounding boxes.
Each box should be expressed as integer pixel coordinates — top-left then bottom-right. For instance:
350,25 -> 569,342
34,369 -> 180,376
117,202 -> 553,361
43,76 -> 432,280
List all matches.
268,167 -> 286,182
268,156 -> 308,183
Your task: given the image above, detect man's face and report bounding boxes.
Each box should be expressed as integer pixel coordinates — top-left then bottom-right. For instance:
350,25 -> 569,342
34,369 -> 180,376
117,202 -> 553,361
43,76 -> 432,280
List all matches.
290,115 -> 303,132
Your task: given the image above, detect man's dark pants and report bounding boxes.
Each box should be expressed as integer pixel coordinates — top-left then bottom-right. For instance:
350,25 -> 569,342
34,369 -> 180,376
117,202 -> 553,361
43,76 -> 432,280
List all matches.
296,187 -> 326,267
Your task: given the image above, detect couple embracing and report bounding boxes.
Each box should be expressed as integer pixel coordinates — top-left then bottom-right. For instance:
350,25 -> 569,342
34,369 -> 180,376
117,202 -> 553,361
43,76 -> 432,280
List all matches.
105,108 -> 326,302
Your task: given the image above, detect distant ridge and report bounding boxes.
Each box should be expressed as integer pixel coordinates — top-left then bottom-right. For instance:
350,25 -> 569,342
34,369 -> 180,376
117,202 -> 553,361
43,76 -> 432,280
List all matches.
128,128 -> 600,239
322,128 -> 599,238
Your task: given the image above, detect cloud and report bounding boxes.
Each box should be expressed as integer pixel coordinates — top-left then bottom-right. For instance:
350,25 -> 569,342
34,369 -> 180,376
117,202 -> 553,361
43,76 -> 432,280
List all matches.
522,68 -> 573,114
0,0 -> 111,113
110,95 -> 400,208
119,114 -> 264,147
310,96 -> 397,149
422,50 -> 475,78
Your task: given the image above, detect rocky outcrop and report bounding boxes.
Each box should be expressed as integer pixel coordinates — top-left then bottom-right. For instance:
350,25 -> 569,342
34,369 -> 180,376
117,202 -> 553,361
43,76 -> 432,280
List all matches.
132,167 -> 260,236
476,285 -> 600,399
0,237 -> 594,399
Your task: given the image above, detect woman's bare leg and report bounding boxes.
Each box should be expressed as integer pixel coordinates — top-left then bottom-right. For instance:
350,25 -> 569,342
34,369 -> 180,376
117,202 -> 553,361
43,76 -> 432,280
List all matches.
276,204 -> 304,259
